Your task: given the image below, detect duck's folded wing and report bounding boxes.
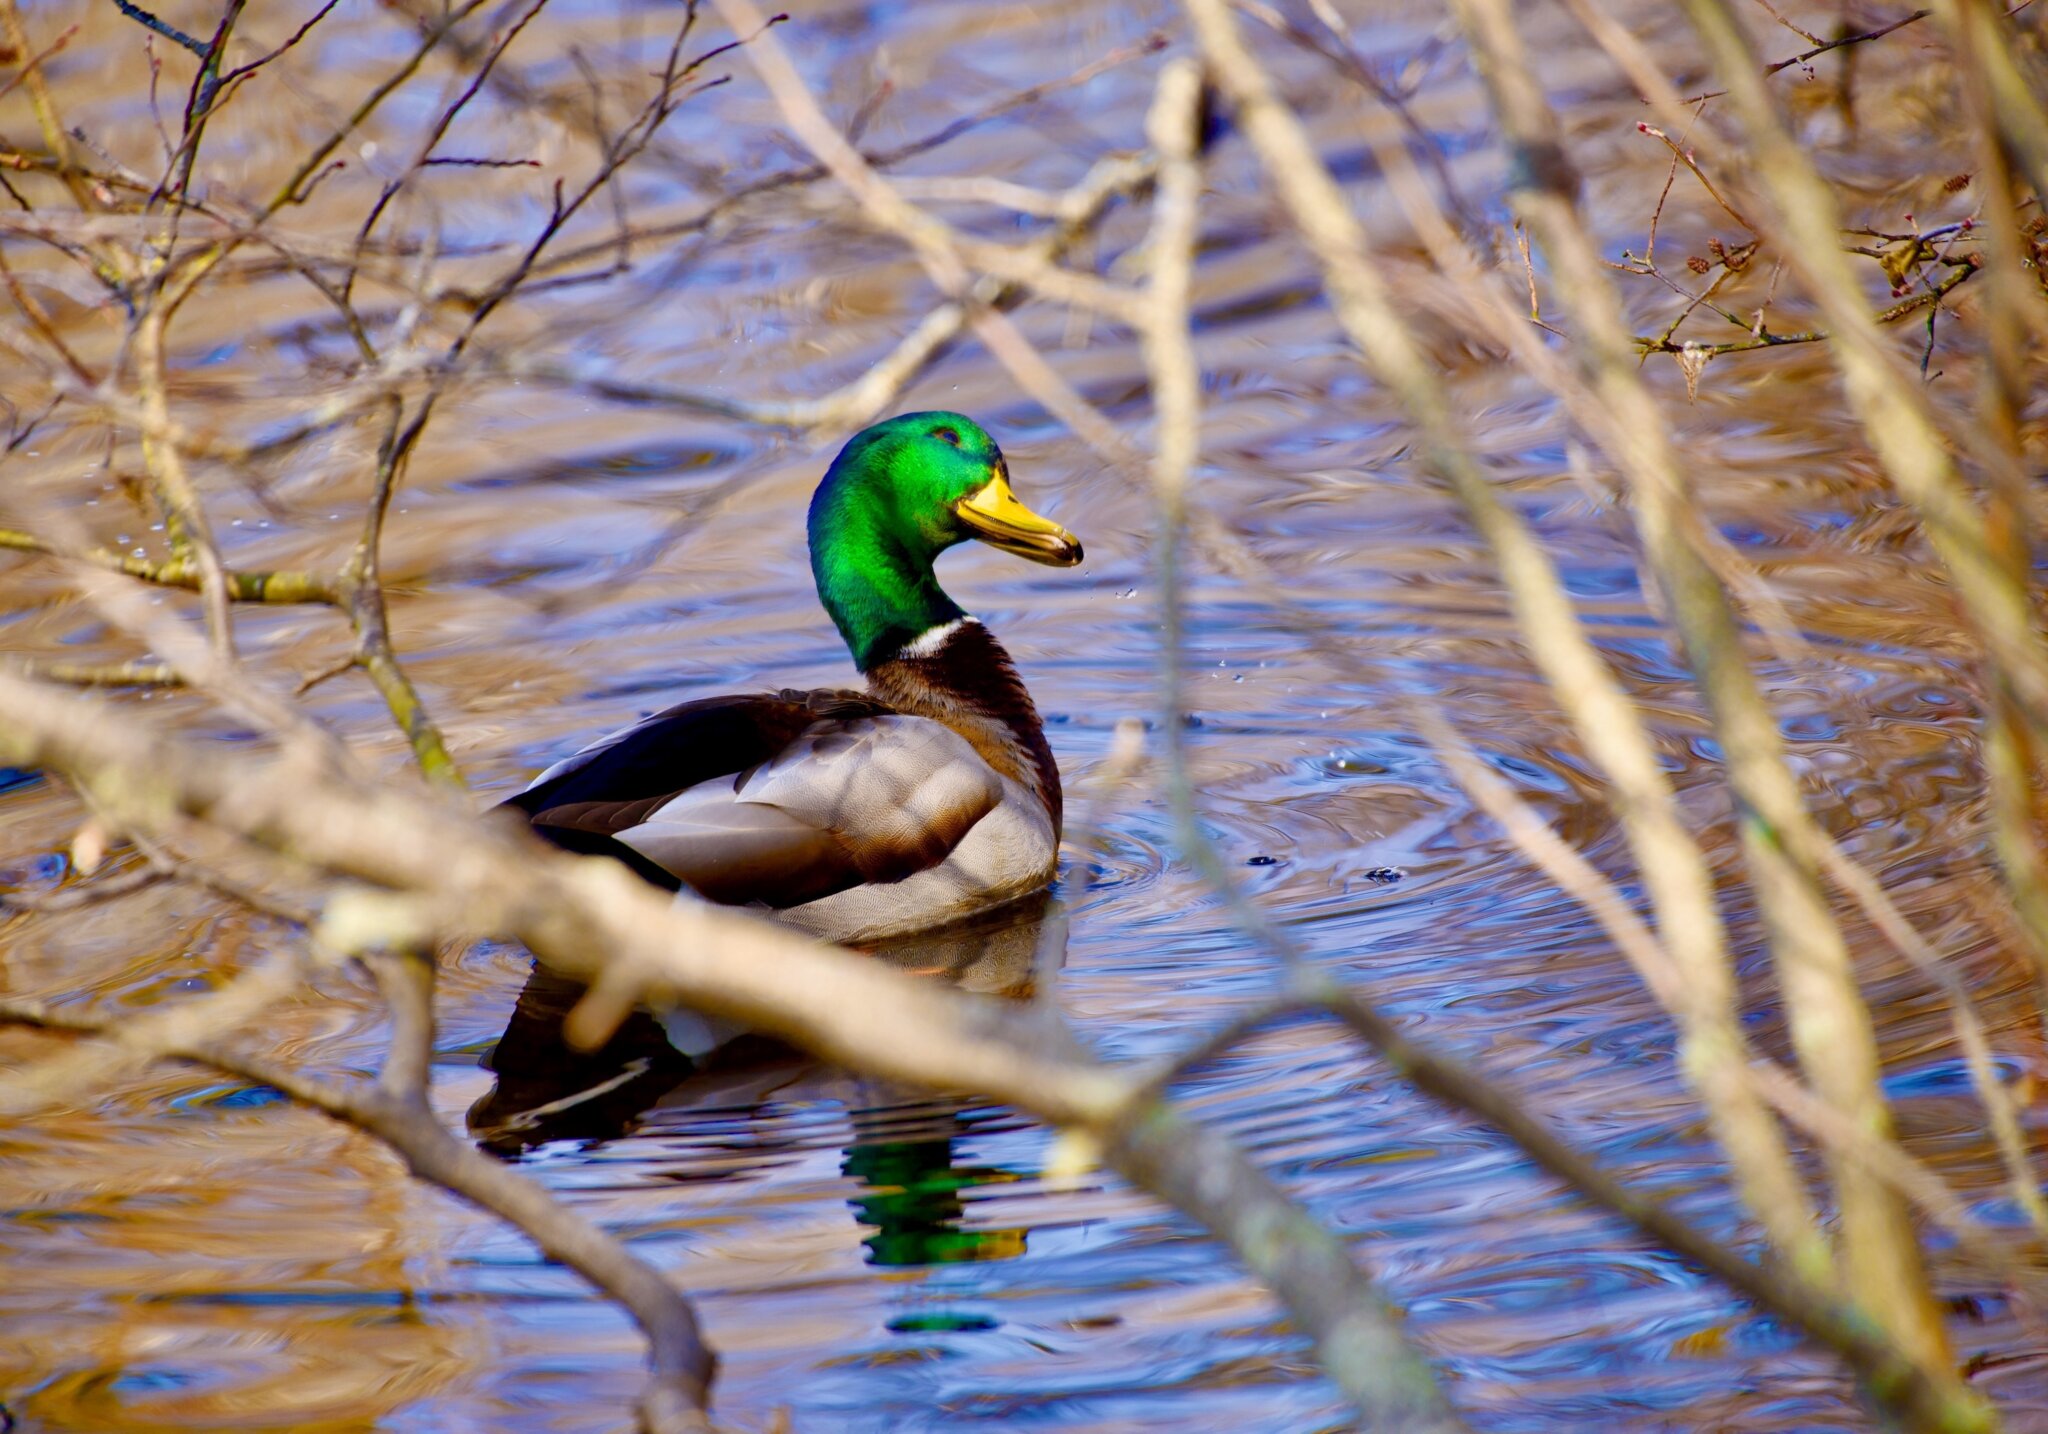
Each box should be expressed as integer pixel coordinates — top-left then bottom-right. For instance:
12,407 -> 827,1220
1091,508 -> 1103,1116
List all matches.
502,695 -> 1001,908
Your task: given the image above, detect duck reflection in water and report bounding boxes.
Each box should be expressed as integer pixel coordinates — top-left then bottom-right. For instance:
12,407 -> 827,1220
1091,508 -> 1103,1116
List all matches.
468,891 -> 1060,1274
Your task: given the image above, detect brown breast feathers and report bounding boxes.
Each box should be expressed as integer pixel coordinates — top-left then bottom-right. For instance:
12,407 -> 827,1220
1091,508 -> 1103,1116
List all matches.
862,618 -> 1063,831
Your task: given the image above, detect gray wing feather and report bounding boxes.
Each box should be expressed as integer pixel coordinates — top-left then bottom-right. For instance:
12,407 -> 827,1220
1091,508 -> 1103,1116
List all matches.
612,715 -> 1001,907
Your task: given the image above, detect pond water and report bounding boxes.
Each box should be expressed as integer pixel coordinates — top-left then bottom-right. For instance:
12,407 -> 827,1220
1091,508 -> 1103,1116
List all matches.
3,0 -> 2047,1429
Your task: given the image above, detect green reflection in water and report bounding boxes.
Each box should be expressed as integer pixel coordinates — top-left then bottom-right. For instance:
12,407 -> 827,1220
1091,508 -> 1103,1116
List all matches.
843,1128 -> 1029,1268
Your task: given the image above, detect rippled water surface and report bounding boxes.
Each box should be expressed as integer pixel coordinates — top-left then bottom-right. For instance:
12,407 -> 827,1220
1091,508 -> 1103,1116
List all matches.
4,0 -> 2048,1429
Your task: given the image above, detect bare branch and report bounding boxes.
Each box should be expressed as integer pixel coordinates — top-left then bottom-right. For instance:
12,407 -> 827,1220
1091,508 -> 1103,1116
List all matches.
0,985 -> 716,1433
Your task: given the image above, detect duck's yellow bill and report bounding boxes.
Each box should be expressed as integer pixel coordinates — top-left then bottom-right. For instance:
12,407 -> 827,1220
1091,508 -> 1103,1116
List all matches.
955,472 -> 1082,567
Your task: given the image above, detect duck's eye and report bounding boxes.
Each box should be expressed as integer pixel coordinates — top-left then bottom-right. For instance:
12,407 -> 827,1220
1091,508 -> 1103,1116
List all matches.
933,426 -> 962,447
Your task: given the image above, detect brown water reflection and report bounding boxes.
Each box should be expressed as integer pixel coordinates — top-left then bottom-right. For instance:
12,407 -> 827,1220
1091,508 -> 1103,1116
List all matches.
5,0 -> 2048,1428
471,896 -> 1052,1274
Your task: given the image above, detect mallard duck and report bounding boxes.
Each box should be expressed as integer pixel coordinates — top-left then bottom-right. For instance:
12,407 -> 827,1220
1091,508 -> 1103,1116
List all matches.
501,411 -> 1082,946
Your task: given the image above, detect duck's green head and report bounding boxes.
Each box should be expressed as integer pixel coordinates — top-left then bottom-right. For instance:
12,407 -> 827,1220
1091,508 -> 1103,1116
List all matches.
808,411 -> 1081,671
